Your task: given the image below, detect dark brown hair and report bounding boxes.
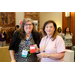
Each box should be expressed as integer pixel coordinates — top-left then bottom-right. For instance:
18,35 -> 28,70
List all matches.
65,27 -> 71,35
43,20 -> 58,41
57,27 -> 62,33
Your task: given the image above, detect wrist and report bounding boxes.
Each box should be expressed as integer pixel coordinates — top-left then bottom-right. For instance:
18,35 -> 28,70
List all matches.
47,54 -> 50,58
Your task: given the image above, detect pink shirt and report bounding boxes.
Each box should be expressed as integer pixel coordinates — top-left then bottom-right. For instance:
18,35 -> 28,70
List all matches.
40,35 -> 65,62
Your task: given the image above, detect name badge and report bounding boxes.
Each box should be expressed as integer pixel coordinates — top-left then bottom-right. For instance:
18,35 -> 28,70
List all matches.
22,50 -> 28,57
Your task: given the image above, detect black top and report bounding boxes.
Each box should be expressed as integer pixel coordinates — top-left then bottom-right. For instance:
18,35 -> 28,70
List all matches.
10,29 -> 15,38
3,32 -> 7,40
9,31 -> 40,53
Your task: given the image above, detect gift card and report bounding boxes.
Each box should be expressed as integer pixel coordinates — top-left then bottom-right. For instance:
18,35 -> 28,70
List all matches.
30,45 -> 35,53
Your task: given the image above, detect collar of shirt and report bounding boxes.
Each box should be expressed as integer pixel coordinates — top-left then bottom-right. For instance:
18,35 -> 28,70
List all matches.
46,35 -> 52,39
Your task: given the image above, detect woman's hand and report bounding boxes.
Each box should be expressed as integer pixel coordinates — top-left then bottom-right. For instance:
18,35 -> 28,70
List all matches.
37,53 -> 47,58
34,44 -> 40,53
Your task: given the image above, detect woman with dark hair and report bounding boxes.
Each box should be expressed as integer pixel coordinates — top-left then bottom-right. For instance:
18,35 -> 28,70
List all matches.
9,18 -> 40,62
36,20 -> 65,62
62,27 -> 73,50
57,27 -> 63,36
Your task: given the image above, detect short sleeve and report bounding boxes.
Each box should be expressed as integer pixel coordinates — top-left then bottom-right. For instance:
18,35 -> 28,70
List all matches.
56,36 -> 65,53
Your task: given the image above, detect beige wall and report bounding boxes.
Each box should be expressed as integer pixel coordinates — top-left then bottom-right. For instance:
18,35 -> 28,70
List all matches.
16,12 -> 24,25
16,12 -> 62,29
40,12 -> 62,29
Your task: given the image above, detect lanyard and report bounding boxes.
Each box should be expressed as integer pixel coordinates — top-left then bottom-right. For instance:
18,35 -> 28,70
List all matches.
25,33 -> 32,49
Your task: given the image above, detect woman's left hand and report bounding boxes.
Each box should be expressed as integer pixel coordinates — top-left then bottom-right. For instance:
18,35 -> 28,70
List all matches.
37,53 -> 47,58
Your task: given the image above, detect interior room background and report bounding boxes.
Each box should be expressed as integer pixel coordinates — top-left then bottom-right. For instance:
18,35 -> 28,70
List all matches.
0,12 -> 75,46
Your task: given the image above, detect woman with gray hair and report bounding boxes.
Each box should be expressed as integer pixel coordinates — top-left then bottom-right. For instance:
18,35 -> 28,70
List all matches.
9,18 -> 40,62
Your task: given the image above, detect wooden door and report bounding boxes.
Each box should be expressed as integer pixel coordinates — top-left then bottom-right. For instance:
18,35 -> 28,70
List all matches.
70,12 -> 75,46
62,12 -> 70,33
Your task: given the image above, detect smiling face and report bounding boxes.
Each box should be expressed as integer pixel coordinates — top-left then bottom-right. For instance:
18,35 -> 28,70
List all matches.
24,21 -> 33,34
45,23 -> 55,36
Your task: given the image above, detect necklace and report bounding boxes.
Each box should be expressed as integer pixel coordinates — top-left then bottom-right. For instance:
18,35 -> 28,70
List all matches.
26,34 -> 30,40
26,37 -> 29,40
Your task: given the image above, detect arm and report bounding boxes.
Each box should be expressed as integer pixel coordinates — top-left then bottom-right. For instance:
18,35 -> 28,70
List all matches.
37,51 -> 65,60
9,31 -> 20,62
9,50 -> 16,62
47,52 -> 65,60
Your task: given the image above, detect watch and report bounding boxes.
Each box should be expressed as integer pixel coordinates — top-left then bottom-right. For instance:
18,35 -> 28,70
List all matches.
47,54 -> 50,58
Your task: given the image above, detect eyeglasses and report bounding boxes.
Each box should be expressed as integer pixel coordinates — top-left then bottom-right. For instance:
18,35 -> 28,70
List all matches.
25,24 -> 32,26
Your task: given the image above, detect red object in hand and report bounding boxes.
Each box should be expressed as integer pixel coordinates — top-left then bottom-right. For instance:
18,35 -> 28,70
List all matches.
30,45 -> 35,53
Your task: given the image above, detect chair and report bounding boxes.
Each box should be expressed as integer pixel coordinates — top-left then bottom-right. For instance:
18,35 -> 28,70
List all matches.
64,49 -> 74,62
0,46 -> 11,62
